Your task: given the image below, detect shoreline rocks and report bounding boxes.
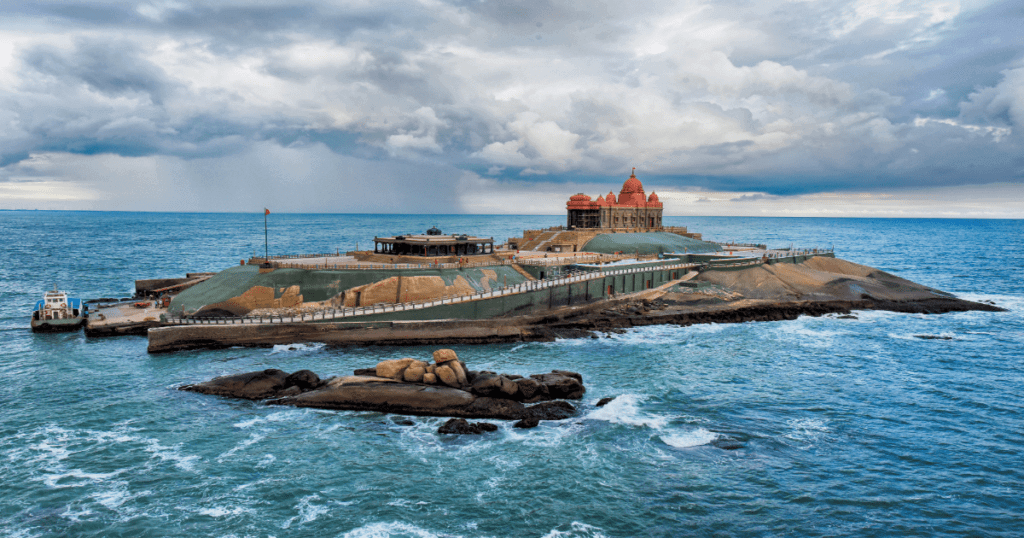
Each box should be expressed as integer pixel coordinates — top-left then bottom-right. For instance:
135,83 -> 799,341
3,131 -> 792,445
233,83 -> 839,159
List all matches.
180,349 -> 584,422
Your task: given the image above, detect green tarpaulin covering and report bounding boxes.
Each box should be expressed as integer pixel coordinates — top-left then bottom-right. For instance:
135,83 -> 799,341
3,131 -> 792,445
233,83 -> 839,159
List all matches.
582,232 -> 721,256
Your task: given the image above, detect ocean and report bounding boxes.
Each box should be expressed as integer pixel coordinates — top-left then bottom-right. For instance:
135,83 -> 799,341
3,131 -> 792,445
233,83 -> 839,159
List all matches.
1,212 -> 1021,537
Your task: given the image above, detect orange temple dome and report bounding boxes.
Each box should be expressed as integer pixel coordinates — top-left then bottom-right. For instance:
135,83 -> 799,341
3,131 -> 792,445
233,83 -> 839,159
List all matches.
648,192 -> 659,202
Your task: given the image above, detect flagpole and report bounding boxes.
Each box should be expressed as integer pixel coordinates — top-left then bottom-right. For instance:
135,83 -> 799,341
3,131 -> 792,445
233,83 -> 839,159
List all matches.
264,209 -> 269,262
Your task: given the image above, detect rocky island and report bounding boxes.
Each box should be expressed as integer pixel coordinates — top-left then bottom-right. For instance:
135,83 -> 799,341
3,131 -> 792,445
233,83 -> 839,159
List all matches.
129,171 -> 1000,352
180,349 -> 585,429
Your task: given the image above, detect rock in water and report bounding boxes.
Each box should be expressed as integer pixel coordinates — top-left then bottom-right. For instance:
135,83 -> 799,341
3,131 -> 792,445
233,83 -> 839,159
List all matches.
513,418 -> 540,429
433,349 -> 459,364
596,396 -> 615,407
470,374 -> 519,398
530,372 -> 586,400
515,378 -> 541,400
285,370 -> 321,390
438,418 -> 498,434
180,368 -> 290,400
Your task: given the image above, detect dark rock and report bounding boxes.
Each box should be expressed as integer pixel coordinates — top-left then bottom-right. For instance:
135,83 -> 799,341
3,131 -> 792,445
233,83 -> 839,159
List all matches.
516,378 -> 541,400
179,368 -> 289,400
529,372 -> 585,400
711,438 -> 745,450
352,368 -> 377,376
470,374 -> 520,399
513,418 -> 540,429
464,397 -> 526,419
522,400 -> 576,420
596,397 -> 615,407
551,370 -> 583,382
393,418 -> 415,426
285,369 -> 321,390
913,334 -> 954,340
438,418 -> 497,435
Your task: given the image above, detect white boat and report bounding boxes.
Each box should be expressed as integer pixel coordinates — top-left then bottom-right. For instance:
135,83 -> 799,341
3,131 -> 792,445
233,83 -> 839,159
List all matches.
30,287 -> 87,332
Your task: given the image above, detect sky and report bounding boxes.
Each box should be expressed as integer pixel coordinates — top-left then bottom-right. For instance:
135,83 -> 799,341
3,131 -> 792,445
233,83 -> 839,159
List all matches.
0,0 -> 1021,217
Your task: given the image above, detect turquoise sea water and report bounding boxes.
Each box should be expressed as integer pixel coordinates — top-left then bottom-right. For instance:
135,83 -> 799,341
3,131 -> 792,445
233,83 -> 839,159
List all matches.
1,212 -> 1022,537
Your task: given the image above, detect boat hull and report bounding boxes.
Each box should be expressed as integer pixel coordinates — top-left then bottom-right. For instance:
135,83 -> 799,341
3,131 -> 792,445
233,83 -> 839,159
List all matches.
31,318 -> 86,333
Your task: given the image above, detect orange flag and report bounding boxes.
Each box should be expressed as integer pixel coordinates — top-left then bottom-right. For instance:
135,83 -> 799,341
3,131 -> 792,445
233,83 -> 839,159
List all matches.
264,208 -> 270,215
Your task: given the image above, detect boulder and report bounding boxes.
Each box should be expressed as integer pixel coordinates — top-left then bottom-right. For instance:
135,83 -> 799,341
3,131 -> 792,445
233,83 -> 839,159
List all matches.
596,397 -> 615,407
436,364 -> 460,387
470,374 -> 519,399
513,418 -> 540,429
285,370 -> 321,390
530,372 -> 586,400
352,368 -> 377,376
426,364 -> 437,375
449,361 -> 468,386
376,358 -> 415,380
180,368 -> 290,400
521,400 -> 576,420
433,349 -> 459,364
403,366 -> 426,383
515,378 -> 541,401
438,418 -> 498,435
422,373 -> 437,384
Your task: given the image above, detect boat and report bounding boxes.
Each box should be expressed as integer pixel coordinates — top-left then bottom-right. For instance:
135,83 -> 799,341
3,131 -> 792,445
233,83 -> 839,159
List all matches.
31,287 -> 88,332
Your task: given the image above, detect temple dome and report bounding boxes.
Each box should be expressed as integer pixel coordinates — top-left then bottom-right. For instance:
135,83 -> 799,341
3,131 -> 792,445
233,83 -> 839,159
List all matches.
621,174 -> 644,194
648,192 -> 659,202
605,192 -> 616,203
569,193 -> 591,201
618,169 -> 647,205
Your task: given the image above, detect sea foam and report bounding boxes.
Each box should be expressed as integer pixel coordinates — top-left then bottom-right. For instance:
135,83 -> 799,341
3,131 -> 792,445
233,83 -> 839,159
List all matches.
585,394 -> 670,429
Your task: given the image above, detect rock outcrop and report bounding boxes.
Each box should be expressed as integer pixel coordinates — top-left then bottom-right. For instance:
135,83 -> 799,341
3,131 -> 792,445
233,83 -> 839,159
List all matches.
438,418 -> 498,435
179,349 -> 584,422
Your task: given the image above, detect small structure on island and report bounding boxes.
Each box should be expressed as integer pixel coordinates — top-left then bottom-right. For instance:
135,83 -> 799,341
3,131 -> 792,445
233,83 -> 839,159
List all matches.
566,168 -> 663,230
373,229 -> 495,257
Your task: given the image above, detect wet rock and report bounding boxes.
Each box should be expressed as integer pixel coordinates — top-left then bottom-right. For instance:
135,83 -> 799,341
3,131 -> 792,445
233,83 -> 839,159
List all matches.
515,378 -> 541,400
913,334 -> 954,340
285,369 -> 321,390
521,400 -> 576,421
711,438 -> 745,450
352,368 -> 377,376
596,397 -> 615,407
513,418 -> 540,429
438,418 -> 498,435
393,418 -> 415,426
470,374 -> 518,398
180,368 -> 289,400
529,372 -> 586,400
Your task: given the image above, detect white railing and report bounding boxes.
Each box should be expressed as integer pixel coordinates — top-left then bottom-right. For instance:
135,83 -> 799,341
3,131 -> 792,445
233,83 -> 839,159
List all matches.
165,261 -> 703,326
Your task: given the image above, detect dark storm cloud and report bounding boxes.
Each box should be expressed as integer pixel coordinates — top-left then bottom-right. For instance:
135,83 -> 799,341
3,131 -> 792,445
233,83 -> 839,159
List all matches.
23,40 -> 173,103
0,0 -> 1022,202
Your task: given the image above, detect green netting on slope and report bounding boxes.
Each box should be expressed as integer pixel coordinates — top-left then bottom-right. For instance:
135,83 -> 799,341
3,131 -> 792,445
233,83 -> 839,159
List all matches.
168,264 -> 531,315
582,232 -> 722,256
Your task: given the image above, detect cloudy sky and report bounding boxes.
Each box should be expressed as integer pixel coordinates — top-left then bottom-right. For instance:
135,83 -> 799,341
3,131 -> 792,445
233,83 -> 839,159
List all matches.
0,0 -> 1021,216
